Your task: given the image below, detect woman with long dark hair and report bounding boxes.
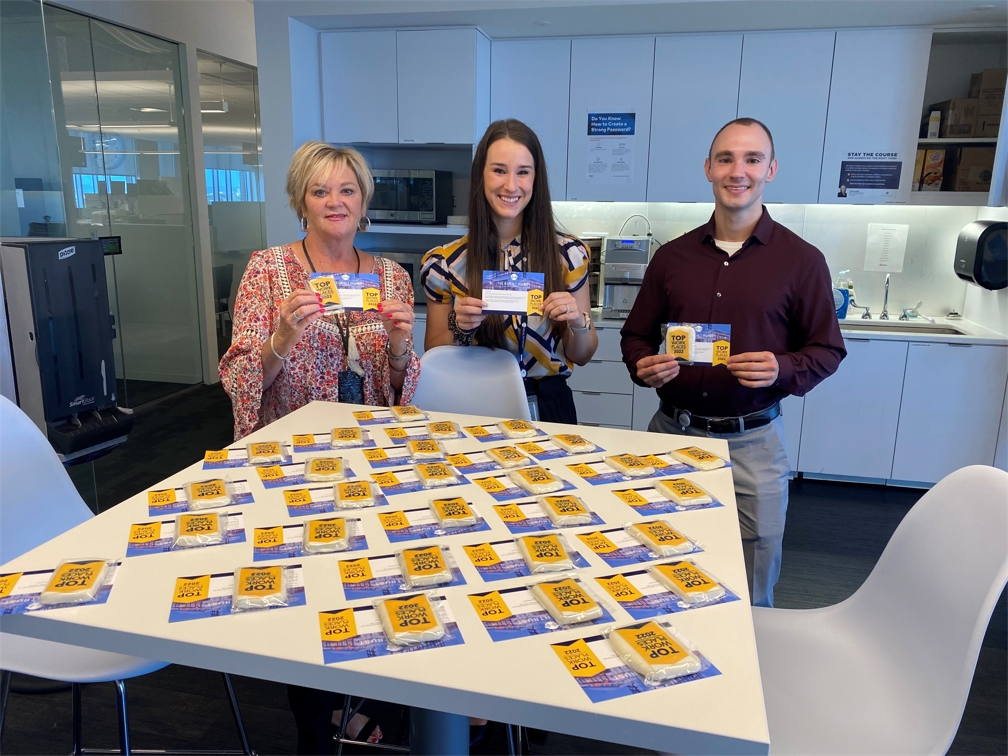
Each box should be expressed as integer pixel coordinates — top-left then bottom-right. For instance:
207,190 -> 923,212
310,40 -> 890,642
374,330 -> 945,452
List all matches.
421,119 -> 598,423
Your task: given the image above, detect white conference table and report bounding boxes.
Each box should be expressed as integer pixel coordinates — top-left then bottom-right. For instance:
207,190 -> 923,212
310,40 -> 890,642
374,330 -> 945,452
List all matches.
0,402 -> 768,755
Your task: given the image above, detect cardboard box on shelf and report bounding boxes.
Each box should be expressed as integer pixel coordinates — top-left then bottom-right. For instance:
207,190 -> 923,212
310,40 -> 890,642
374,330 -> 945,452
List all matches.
911,149 -> 925,192
928,99 -> 978,138
968,68 -> 1006,106
976,112 -> 1002,139
953,147 -> 996,193
919,149 -> 945,192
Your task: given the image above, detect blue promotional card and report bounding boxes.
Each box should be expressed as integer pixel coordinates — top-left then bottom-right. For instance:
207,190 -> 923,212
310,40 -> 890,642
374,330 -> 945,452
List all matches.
337,550 -> 467,600
282,486 -> 391,517
481,270 -> 545,316
146,480 -> 254,517
126,513 -> 246,557
251,519 -> 368,561
460,538 -> 590,582
0,563 -> 119,615
593,564 -> 740,620
575,528 -> 703,568
468,582 -> 614,642
319,601 -> 464,664
168,566 -> 306,623
377,506 -> 491,543
492,499 -> 605,535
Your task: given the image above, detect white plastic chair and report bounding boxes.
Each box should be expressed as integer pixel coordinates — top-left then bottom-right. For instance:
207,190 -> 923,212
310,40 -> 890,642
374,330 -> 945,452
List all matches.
411,345 -> 531,420
0,396 -> 254,755
753,464 -> 1008,755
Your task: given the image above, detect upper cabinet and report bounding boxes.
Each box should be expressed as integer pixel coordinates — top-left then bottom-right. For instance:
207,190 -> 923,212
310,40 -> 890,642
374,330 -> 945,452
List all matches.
321,28 -> 489,146
491,38 -> 572,201
566,36 -> 654,202
397,29 -> 490,145
648,34 -> 743,202
737,30 -> 836,204
818,28 -> 933,204
321,31 -> 399,144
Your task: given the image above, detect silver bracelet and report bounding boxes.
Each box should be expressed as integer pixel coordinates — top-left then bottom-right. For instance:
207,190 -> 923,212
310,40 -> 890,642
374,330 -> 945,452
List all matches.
269,332 -> 288,361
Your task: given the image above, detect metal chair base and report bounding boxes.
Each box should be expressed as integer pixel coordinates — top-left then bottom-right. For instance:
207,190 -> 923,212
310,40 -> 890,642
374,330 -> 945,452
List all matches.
332,695 -> 409,755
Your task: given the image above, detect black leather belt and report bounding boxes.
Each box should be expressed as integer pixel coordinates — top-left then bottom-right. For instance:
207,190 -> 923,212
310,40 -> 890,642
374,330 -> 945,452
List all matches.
660,401 -> 781,434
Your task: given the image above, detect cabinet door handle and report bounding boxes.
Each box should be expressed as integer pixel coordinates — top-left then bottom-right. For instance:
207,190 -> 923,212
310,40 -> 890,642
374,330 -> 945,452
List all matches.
846,337 -> 871,342
581,422 -> 601,426
589,359 -> 606,364
947,343 -> 973,348
581,391 -> 602,396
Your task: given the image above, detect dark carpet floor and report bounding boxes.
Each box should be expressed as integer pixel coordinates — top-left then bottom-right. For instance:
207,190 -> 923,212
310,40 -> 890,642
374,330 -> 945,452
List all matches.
6,384 -> 1006,755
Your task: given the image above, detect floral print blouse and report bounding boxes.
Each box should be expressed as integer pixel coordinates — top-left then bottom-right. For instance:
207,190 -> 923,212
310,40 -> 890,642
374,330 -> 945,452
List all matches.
219,246 -> 420,440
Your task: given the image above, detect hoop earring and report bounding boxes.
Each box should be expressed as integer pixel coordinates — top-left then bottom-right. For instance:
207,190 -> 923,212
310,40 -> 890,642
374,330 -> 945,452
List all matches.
300,217 -> 308,233
358,216 -> 371,233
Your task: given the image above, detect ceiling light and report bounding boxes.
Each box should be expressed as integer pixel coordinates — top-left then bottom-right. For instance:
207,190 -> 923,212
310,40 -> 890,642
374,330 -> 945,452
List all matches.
200,102 -> 229,113
129,107 -> 167,113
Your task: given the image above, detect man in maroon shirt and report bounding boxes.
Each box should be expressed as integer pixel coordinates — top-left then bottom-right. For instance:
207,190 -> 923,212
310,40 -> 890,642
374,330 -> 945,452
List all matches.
620,118 -> 846,607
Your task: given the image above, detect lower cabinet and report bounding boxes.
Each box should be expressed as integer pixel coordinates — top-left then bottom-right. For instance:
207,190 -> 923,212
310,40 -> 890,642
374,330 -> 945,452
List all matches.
632,383 -> 661,431
412,316 -> 426,358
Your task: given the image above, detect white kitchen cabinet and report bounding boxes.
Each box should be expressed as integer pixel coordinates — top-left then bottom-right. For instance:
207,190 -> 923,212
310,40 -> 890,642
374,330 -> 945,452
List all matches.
491,39 -> 571,200
891,342 -> 1008,484
321,31 -> 399,144
817,28 -> 932,204
566,36 -> 654,202
632,383 -> 660,431
797,338 -> 908,479
396,29 -> 490,145
573,391 -> 633,428
779,394 -> 805,473
647,34 -> 743,202
737,31 -> 835,204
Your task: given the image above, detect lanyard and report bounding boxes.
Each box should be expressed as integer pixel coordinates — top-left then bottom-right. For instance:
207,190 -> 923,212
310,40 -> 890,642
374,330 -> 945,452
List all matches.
302,239 -> 359,362
503,242 -> 531,377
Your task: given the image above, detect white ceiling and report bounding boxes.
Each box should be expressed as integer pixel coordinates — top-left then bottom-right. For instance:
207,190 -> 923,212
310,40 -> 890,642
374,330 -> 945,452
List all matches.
287,0 -> 1007,36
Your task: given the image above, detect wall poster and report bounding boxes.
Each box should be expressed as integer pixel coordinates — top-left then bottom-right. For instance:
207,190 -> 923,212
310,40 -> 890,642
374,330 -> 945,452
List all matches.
836,151 -> 903,202
587,112 -> 635,185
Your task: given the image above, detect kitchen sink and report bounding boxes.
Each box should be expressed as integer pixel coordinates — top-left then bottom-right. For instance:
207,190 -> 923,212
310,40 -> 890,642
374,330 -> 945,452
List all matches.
839,319 -> 968,336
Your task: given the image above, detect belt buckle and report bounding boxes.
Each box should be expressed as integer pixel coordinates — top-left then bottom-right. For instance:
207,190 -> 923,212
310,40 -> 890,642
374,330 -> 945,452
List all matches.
676,408 -> 691,428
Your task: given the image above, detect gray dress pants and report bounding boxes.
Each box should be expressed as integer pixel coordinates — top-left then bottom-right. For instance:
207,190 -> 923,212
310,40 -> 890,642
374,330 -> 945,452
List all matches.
648,410 -> 789,608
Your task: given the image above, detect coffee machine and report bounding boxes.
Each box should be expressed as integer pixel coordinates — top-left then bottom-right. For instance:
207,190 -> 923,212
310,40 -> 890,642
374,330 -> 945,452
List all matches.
601,236 -> 650,319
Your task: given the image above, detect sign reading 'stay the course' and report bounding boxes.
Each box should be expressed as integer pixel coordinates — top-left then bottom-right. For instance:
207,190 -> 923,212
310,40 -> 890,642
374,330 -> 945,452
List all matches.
319,600 -> 465,664
481,271 -> 545,316
0,563 -> 120,615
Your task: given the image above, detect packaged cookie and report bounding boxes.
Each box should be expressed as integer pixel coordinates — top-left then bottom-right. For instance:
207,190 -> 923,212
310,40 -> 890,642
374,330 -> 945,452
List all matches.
516,533 -> 575,573
395,545 -> 454,588
669,446 -> 726,471
183,478 -> 232,510
302,517 -> 350,554
664,324 -> 696,363
654,478 -> 713,507
605,454 -> 656,478
407,439 -> 445,461
498,419 -> 538,439
413,462 -> 461,489
304,456 -> 346,483
529,577 -> 603,626
509,466 -> 564,495
231,565 -> 289,612
38,559 -> 111,606
606,620 -> 702,684
427,421 -> 461,440
330,427 -> 366,448
625,520 -> 696,557
538,495 -> 593,527
246,441 -> 285,465
486,445 -> 531,469
390,405 -> 427,422
429,497 -> 479,529
375,593 -> 446,646
551,434 -> 597,454
335,480 -> 378,509
649,561 -> 725,604
172,512 -> 226,549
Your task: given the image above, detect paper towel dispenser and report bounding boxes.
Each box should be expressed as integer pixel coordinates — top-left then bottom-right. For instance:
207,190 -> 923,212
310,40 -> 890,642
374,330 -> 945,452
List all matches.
954,220 -> 1007,291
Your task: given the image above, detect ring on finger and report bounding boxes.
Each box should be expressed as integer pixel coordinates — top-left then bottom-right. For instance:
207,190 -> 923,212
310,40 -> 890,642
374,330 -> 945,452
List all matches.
293,309 -> 303,322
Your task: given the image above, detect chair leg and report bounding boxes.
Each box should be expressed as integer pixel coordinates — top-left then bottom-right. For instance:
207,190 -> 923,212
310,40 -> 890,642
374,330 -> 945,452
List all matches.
72,682 -> 84,756
335,694 -> 352,756
506,723 -> 516,756
221,673 -> 255,756
0,670 -> 11,750
114,680 -> 131,756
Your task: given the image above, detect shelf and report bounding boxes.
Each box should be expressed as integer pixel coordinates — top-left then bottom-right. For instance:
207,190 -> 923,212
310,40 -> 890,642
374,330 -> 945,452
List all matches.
917,138 -> 998,145
368,223 -> 467,236
908,191 -> 990,206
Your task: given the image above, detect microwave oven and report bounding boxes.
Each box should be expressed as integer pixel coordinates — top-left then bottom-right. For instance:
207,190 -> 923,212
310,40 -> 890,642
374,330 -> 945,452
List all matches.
370,170 -> 452,225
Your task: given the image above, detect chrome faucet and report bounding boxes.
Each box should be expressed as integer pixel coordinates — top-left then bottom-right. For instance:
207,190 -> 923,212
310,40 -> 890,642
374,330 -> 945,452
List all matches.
880,274 -> 890,320
848,295 -> 872,319
900,301 -> 935,323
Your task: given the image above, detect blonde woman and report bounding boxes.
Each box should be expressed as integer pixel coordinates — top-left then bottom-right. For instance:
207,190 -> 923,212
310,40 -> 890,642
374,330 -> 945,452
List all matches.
219,141 -> 420,440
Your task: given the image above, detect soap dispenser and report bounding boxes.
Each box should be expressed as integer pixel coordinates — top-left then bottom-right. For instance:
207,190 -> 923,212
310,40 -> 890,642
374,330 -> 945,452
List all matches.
833,270 -> 851,319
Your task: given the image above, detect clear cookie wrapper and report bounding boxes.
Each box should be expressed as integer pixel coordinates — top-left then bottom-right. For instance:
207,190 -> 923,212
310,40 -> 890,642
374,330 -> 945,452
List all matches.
172,512 -> 226,549
649,561 -> 726,605
625,520 -> 698,557
183,477 -> 235,510
304,456 -> 347,483
516,532 -> 576,574
374,592 -> 449,647
538,494 -> 594,527
302,517 -> 351,554
335,480 -> 379,509
669,446 -> 726,471
654,477 -> 714,507
551,433 -> 597,454
413,462 -> 461,489
427,421 -> 461,440
509,466 -> 565,495
232,565 -> 289,613
38,559 -> 112,606
407,439 -> 446,462
662,324 -> 696,363
429,497 -> 479,529
245,440 -> 286,465
395,545 -> 454,588
331,427 -> 368,448
607,619 -> 703,685
486,445 -> 531,469
605,454 -> 656,478
530,575 -> 605,626
390,405 -> 428,422
498,419 -> 538,439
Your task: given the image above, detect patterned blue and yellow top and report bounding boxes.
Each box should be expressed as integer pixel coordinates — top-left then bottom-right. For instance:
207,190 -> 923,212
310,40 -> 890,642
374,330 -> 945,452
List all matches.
420,234 -> 590,379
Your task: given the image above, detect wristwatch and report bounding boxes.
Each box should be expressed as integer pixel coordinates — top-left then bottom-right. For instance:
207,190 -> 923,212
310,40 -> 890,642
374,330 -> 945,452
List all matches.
570,311 -> 592,332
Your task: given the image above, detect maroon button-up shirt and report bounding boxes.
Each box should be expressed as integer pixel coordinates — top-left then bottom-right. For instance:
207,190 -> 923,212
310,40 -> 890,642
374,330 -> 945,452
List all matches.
620,208 -> 846,418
